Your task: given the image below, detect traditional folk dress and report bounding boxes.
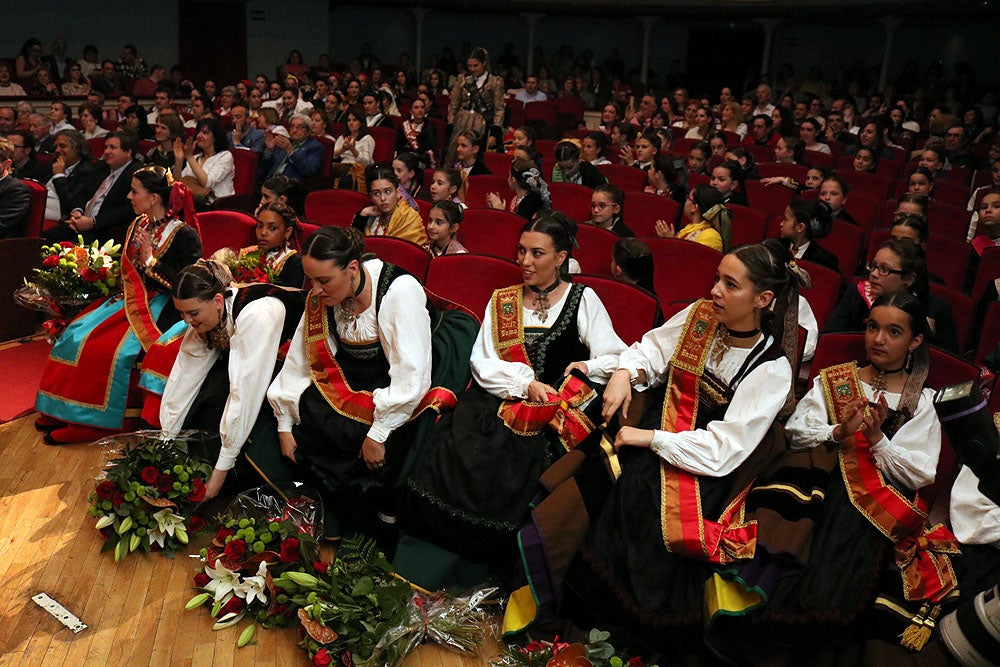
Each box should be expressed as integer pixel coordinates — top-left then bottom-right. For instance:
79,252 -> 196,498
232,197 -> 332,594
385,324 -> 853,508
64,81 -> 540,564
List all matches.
503,300 -> 794,651
36,213 -> 202,430
159,285 -> 305,484
351,199 -> 428,246
751,362 -> 959,651
949,465 -> 1000,600
398,282 -> 625,589
266,259 -> 478,535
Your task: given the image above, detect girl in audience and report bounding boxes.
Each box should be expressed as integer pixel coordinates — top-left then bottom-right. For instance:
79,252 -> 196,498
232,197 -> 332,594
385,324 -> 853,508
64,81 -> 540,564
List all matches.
453,130 -> 490,177
399,213 -> 627,588
772,106 -> 797,138
78,103 -> 107,140
61,63 -> 90,96
422,200 -> 468,257
825,237 -> 958,351
173,117 -> 235,206
581,132 -> 611,165
428,167 -> 464,207
655,183 -> 731,251
757,292 -> 948,652
799,117 -> 831,154
780,198 -> 838,272
893,192 -> 929,223
395,97 -> 438,169
486,157 -> 551,220
845,119 -> 894,160
160,261 -> 305,500
392,152 -> 425,204
236,202 -> 304,288
683,106 -> 713,141
889,214 -> 929,246
645,154 -> 685,205
851,146 -> 878,172
971,192 -> 1000,256
588,183 -> 634,236
611,236 -> 655,293
36,166 -> 203,445
267,226 -> 477,539
708,131 -> 728,158
685,140 -> 711,177
620,129 -> 657,170
257,175 -> 303,216
725,146 -> 760,180
352,164 -> 427,245
551,140 -> 607,188
504,239 -> 804,655
507,126 -> 538,156
906,166 -> 935,199
31,68 -> 59,97
710,159 -> 748,206
773,136 -> 804,164
124,105 -> 153,140
760,164 -> 829,194
332,106 -> 375,168
819,176 -> 856,224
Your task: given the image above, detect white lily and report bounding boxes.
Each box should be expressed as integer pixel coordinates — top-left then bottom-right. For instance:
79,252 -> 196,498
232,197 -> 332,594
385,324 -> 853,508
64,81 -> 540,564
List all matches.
235,560 -> 269,606
204,559 -> 243,603
147,508 -> 186,548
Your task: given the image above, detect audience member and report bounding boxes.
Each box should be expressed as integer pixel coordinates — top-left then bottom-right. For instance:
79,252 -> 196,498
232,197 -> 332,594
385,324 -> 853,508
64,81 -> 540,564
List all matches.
0,137 -> 31,238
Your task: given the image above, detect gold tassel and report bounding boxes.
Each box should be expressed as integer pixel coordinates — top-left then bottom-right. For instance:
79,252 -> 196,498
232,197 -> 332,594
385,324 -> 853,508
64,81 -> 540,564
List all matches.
899,603 -> 941,651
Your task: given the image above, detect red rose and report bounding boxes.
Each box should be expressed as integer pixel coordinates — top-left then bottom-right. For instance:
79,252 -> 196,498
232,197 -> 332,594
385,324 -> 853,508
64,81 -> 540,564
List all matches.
312,648 -> 332,667
215,526 -> 235,542
186,478 -> 206,502
187,516 -> 206,533
155,473 -> 173,493
221,597 -> 245,615
112,491 -> 126,508
224,539 -> 248,561
95,480 -> 116,500
628,658 -> 645,667
340,650 -> 353,667
193,572 -> 210,588
59,241 -> 74,248
42,254 -> 60,267
81,268 -> 100,283
279,538 -> 300,563
312,560 -> 329,574
140,466 -> 159,483
98,267 -> 109,279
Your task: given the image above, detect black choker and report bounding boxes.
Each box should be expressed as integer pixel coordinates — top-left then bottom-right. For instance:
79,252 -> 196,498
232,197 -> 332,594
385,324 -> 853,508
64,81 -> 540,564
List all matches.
529,277 -> 561,296
870,361 -> 906,392
871,362 -> 905,375
726,327 -> 760,339
353,266 -> 367,297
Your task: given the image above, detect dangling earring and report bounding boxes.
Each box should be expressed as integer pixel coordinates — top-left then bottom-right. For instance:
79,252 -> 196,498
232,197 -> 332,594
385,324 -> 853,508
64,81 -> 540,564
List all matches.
905,350 -> 913,372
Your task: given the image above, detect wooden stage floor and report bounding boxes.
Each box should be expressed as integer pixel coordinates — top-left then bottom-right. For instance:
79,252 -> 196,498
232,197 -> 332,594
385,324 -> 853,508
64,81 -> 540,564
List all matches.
0,415 -> 498,666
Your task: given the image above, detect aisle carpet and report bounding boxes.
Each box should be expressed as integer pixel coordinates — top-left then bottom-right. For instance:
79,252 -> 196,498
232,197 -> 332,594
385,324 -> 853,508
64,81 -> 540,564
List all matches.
0,335 -> 48,423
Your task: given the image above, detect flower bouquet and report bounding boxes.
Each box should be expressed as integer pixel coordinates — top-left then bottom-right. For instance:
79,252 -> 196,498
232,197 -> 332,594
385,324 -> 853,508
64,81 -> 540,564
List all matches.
185,484 -> 324,646
492,629 -> 660,667
280,536 -> 492,667
212,246 -> 278,285
86,430 -> 213,562
15,235 -> 122,339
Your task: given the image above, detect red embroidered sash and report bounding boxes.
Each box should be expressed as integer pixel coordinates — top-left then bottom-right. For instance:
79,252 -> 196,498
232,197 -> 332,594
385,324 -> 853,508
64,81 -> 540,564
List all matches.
819,362 -> 960,603
121,225 -> 165,352
304,294 -> 456,426
658,299 -> 759,564
403,120 -> 436,168
856,280 -> 876,309
491,285 -> 598,449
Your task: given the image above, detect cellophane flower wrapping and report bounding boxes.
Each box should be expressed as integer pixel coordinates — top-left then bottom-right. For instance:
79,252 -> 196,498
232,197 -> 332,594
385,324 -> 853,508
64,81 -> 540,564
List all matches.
87,430 -> 214,562
186,483 -> 324,638
367,586 -> 497,667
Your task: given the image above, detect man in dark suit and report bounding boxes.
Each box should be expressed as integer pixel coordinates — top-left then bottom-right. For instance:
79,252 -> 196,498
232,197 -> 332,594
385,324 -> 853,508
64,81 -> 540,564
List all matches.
7,130 -> 50,184
45,131 -> 140,244
45,129 -> 100,224
259,114 -> 324,182
0,137 -> 31,238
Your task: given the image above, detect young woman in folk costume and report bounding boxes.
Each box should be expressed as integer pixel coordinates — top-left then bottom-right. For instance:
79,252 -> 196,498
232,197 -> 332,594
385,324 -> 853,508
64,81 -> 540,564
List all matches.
503,239 -> 809,659
741,292 -> 957,658
397,214 -> 626,591
266,227 -> 478,539
36,166 -> 202,445
159,261 -> 305,501
395,97 -> 438,170
233,202 -> 304,289
351,164 -> 427,246
445,46 -> 505,165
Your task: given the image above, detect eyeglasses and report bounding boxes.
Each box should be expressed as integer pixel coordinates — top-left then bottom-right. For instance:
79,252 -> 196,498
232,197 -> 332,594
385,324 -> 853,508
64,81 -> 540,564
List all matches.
590,201 -> 610,210
866,261 -> 907,277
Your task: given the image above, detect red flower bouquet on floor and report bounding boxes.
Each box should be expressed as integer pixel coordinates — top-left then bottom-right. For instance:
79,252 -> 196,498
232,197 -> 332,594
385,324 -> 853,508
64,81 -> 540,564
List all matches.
185,484 -> 323,645
86,431 -> 213,562
491,629 -> 660,667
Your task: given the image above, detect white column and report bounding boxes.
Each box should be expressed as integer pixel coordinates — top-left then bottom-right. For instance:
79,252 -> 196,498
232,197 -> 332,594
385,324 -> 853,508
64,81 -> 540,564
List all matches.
878,16 -> 901,92
756,19 -> 782,77
522,13 -> 544,74
638,16 -> 658,84
411,7 -> 429,72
